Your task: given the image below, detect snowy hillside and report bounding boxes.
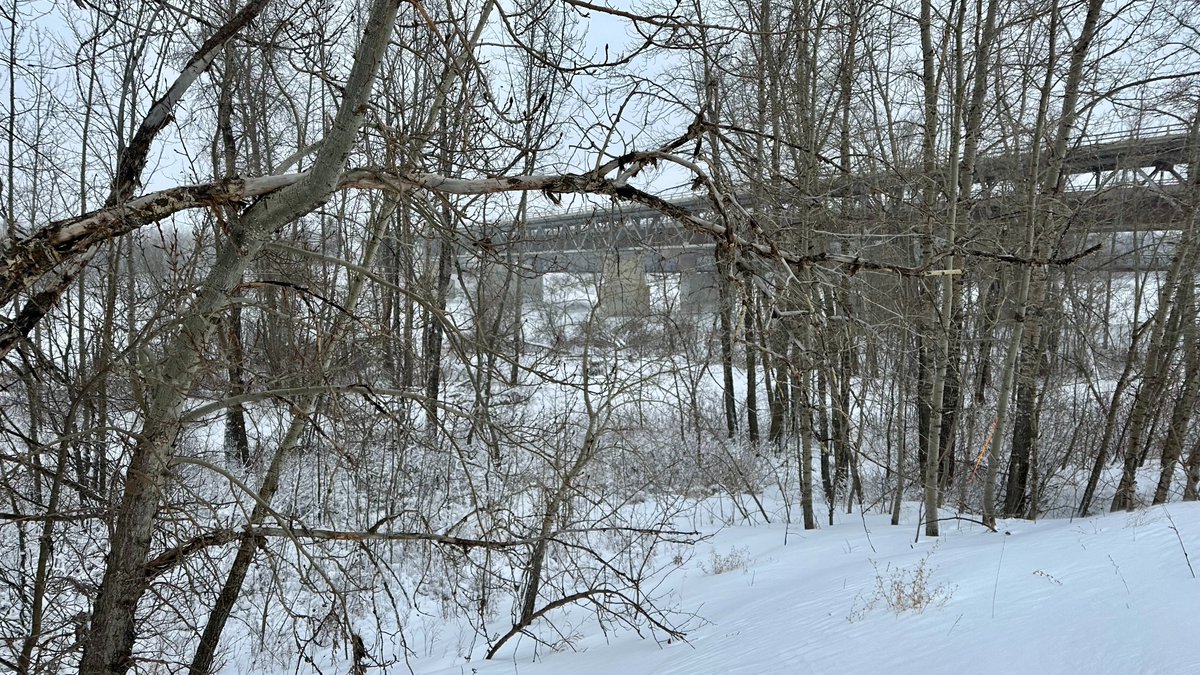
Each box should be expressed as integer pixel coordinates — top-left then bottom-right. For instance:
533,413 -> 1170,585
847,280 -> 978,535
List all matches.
7,0 -> 1200,672
413,503 -> 1200,675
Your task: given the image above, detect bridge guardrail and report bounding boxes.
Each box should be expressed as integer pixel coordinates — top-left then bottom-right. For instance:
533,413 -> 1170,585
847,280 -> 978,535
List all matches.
1079,123 -> 1191,146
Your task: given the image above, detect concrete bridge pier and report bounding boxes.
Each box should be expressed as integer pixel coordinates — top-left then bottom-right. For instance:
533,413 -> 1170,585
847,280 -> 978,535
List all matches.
512,267 -> 544,304
599,254 -> 651,317
678,253 -> 719,314
448,265 -> 543,305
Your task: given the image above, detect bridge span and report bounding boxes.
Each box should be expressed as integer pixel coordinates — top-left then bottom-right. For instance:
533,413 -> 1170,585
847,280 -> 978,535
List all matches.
457,125 -> 1197,316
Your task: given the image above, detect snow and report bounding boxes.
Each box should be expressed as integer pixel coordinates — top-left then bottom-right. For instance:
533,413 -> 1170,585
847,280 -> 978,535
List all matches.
410,502 -> 1200,675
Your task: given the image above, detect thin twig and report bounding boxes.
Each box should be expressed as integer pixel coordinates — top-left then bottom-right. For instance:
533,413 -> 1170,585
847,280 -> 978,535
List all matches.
1164,509 -> 1196,579
992,532 -> 1008,619
920,515 -> 999,533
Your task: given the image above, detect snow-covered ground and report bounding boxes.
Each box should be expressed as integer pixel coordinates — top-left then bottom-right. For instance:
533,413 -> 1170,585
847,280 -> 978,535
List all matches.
413,501 -> 1200,675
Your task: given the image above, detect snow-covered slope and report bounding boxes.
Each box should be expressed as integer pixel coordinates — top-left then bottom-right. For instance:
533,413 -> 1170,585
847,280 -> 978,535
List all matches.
418,502 -> 1200,675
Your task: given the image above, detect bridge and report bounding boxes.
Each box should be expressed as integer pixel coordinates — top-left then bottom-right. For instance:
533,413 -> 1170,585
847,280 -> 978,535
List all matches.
456,124 -> 1197,316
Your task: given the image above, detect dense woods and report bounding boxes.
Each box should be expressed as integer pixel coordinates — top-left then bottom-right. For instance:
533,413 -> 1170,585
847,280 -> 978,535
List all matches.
1,0 -> 1198,672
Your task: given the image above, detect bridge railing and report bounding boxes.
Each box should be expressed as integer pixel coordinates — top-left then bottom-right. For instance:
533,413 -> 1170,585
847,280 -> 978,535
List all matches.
1078,122 -> 1192,146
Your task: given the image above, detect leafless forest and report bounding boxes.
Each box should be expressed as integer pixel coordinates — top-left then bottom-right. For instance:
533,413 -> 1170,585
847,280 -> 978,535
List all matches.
1,0 -> 1199,672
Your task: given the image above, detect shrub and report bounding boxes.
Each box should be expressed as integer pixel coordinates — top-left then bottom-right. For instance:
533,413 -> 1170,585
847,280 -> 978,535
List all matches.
848,549 -> 954,621
700,546 -> 751,575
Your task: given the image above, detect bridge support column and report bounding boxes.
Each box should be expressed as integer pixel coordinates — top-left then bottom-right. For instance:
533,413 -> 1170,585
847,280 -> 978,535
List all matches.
599,254 -> 650,317
446,265 -> 542,348
479,266 -> 544,312
679,269 -> 719,314
678,253 -> 719,314
519,271 -> 544,304
450,266 -> 542,304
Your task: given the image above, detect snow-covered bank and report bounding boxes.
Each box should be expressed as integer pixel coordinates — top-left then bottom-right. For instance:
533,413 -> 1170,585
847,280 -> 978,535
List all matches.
415,502 -> 1200,675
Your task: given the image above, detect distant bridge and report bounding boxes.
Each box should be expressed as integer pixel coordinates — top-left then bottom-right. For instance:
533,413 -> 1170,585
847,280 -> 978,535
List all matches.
459,125 -> 1197,315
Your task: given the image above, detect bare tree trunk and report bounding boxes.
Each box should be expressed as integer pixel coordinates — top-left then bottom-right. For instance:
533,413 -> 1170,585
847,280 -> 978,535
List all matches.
797,365 -> 817,530
213,27 -> 251,468
1112,239 -> 1194,510
80,3 -> 400,671
917,0 -> 948,538
189,195 -> 398,674
1184,435 -> 1200,501
769,349 -> 789,445
1078,322 -> 1144,516
717,244 -> 738,438
1005,319 -> 1043,516
816,366 -> 835,514
423,211 -> 453,435
891,344 -> 909,526
745,287 -> 760,444
1000,0 -> 1100,519
1112,112 -> 1200,510
1153,294 -> 1199,505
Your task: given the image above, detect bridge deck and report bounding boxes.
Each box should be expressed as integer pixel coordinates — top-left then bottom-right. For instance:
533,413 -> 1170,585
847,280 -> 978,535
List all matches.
461,126 -> 1196,274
